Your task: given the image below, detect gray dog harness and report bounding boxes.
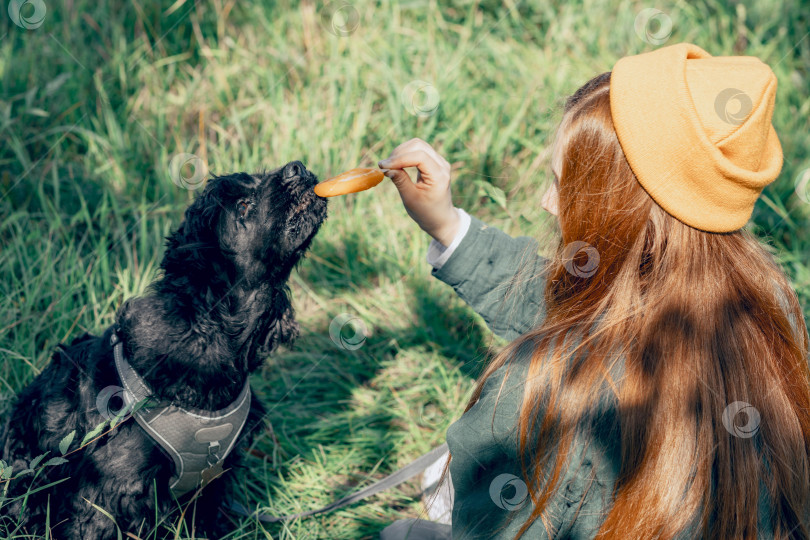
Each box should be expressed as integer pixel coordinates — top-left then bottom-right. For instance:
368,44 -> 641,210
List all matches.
110,331 -> 251,498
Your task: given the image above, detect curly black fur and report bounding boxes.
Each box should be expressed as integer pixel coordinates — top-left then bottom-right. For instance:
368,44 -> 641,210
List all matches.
0,161 -> 327,539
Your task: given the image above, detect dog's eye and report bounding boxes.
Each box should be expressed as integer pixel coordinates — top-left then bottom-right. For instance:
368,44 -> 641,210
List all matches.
237,200 -> 251,218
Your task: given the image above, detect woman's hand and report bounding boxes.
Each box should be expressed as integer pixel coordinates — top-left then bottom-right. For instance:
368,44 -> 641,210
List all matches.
378,138 -> 460,247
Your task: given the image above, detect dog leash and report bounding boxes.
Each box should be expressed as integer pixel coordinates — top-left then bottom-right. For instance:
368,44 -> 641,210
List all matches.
226,442 -> 449,522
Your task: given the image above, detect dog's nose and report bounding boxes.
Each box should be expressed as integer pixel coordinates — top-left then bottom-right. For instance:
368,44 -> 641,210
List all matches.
283,161 -> 305,181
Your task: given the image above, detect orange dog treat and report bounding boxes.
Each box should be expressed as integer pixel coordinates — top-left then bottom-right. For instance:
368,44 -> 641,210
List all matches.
313,168 -> 385,197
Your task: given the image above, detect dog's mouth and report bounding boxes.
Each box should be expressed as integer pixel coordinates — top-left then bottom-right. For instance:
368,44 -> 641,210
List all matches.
277,164 -> 328,253
282,174 -> 327,252
287,186 -> 327,221
290,189 -> 317,215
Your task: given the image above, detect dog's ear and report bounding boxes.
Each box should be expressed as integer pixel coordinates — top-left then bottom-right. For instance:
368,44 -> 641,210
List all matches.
180,187 -> 222,242
161,183 -> 230,281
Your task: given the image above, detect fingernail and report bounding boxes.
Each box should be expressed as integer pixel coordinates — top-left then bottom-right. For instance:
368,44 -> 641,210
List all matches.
378,159 -> 390,167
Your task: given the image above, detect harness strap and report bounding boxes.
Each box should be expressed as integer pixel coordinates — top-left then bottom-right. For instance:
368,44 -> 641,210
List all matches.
110,332 -> 252,498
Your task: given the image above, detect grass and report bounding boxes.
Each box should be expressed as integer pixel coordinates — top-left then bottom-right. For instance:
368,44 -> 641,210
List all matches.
1,0 -> 809,538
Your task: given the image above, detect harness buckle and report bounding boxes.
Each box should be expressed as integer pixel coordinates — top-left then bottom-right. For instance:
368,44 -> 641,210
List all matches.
207,441 -> 222,467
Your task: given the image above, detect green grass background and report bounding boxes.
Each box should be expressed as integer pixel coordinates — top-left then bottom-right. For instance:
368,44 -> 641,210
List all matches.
1,0 -> 808,538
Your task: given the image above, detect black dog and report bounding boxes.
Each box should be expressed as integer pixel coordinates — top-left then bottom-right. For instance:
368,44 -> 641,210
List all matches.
0,161 -> 327,539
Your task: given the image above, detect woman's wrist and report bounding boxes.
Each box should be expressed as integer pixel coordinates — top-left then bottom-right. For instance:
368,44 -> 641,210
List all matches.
429,208 -> 462,248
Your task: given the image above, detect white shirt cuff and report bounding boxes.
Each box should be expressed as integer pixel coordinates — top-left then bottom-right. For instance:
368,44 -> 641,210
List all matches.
426,207 -> 472,270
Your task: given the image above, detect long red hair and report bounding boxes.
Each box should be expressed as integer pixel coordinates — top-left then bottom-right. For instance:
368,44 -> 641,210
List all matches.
447,71 -> 810,539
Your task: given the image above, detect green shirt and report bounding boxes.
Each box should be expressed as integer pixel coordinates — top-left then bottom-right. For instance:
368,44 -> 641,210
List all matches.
431,214 -> 778,539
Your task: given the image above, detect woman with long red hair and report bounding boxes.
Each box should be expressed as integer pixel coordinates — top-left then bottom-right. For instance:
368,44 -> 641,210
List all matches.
380,43 -> 810,539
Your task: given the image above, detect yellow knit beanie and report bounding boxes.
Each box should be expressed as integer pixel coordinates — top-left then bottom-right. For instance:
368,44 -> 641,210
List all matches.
609,43 -> 783,233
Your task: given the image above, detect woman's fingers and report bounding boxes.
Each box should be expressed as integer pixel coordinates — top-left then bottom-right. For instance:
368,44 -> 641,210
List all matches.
387,138 -> 449,172
379,150 -> 444,187
384,168 -> 416,196
378,138 -> 456,242
416,139 -> 450,170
